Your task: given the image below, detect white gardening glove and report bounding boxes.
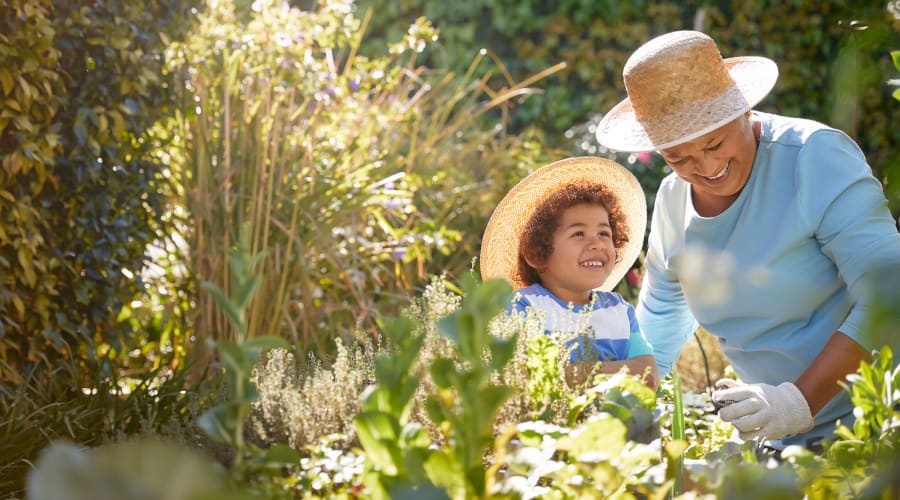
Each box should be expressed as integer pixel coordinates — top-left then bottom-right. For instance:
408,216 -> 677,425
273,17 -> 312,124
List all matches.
712,379 -> 814,441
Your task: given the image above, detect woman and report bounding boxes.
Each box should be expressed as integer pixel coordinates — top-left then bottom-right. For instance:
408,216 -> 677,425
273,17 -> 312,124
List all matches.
595,30 -> 900,450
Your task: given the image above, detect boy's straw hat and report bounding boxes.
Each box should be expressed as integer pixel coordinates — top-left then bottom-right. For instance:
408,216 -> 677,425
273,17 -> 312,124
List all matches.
595,30 -> 778,153
480,156 -> 646,292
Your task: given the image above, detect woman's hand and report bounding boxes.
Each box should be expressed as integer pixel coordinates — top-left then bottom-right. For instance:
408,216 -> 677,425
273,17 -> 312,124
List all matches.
712,378 -> 814,441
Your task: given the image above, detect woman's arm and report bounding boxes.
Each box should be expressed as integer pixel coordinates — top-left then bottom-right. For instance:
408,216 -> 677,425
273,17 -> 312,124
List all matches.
794,131 -> 900,413
795,331 -> 871,415
636,179 -> 699,376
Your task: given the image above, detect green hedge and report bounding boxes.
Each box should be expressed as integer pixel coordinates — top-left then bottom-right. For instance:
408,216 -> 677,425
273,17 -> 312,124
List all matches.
356,0 -> 900,213
0,0 -> 198,393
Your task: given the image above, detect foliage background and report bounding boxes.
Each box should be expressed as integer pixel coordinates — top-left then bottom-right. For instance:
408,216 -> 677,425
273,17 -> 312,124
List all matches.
1,0 -> 899,495
357,0 -> 900,213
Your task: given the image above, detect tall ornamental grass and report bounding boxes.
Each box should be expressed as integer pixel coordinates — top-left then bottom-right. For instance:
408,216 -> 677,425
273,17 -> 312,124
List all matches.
161,0 -> 561,357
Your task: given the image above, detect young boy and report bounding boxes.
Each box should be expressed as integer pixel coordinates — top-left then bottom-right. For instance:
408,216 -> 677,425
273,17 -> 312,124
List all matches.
480,157 -> 658,390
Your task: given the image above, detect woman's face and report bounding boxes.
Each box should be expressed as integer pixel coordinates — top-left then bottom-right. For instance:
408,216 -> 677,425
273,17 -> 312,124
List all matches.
658,114 -> 758,203
530,203 -> 615,304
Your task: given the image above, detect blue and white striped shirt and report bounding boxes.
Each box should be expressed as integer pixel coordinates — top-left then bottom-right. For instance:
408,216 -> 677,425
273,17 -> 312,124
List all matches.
512,283 -> 653,363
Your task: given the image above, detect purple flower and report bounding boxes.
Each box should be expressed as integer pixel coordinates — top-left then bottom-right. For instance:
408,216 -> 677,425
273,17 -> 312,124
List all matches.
349,79 -> 360,91
391,246 -> 407,260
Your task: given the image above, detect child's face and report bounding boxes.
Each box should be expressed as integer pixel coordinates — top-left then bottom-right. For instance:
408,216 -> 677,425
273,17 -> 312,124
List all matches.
532,203 -> 616,304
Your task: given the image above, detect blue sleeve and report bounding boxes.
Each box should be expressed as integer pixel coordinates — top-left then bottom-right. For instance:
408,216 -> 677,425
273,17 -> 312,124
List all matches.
625,302 -> 654,359
796,130 -> 900,350
635,184 -> 698,376
509,292 -> 531,316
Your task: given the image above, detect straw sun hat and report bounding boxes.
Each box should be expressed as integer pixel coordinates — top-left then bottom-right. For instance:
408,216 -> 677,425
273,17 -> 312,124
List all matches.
595,30 -> 779,153
480,157 -> 646,292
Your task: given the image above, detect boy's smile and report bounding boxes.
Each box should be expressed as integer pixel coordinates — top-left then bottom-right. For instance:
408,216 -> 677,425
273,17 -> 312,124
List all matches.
533,203 -> 615,304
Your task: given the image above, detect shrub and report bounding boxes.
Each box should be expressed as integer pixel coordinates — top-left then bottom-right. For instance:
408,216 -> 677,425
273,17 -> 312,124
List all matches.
0,0 -> 198,393
358,1 -> 900,214
163,0 -> 557,360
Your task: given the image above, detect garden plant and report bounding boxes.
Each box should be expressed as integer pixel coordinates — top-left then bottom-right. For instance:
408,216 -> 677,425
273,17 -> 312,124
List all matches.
2,0 -> 900,498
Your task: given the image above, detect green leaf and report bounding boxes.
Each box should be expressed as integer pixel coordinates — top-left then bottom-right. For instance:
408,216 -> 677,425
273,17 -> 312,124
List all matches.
557,413 -> 626,458
476,385 -> 513,418
201,282 -> 245,333
399,423 -> 431,449
423,449 -> 465,499
198,405 -> 236,444
489,335 -> 517,369
355,412 -> 402,475
216,340 -> 248,373
437,314 -> 460,344
424,395 -> 446,423
893,88 -> 900,102
378,316 -> 417,346
242,336 -> 289,352
231,274 -> 261,310
264,444 -> 300,465
892,51 -> 900,71
430,358 -> 455,388
0,67 -> 13,96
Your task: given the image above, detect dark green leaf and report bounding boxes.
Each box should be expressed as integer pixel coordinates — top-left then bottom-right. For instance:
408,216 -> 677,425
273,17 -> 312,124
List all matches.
198,405 -> 235,444
264,444 -> 300,465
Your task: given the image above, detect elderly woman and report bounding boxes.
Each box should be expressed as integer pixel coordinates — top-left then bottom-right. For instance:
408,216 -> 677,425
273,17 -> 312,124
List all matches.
596,30 -> 900,452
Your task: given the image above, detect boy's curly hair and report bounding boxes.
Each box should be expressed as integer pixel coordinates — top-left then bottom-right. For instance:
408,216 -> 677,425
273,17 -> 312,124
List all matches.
516,183 -> 630,287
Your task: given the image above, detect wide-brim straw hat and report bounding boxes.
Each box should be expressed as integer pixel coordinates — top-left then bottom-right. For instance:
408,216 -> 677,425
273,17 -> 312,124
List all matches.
480,156 -> 646,292
595,30 -> 778,153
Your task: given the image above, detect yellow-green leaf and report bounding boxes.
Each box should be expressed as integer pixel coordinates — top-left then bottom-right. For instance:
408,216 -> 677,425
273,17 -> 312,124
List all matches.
110,36 -> 131,50
18,246 -> 37,287
11,295 -> 25,319
0,68 -> 13,96
15,76 -> 33,101
3,98 -> 21,112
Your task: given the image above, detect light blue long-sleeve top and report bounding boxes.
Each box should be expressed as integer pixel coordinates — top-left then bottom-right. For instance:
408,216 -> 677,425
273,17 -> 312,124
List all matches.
637,111 -> 900,446
513,283 -> 653,363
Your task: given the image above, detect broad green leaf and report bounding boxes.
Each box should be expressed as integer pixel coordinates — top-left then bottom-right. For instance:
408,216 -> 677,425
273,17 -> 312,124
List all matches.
355,412 -> 402,475
430,358 -> 455,388
437,314 -> 460,344
231,274 -> 261,310
356,411 -> 401,442
375,356 -> 402,387
216,340 -> 248,373
424,396 -> 445,424
557,413 -> 626,458
475,385 -> 513,419
264,444 -> 300,465
423,450 -> 464,499
892,51 -> 900,70
198,405 -> 236,444
489,335 -> 517,369
664,439 -> 689,460
201,282 -> 245,333
399,423 -> 432,449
